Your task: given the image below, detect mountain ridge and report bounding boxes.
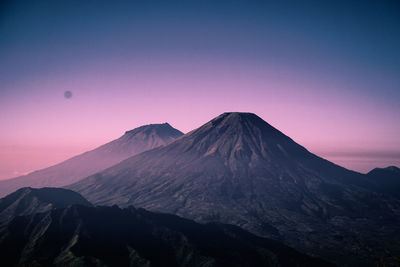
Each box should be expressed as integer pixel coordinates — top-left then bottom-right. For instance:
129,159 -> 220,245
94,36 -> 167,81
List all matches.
0,123 -> 183,197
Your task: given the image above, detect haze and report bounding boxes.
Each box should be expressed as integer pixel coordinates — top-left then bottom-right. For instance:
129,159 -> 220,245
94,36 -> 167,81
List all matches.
1,0 -> 399,179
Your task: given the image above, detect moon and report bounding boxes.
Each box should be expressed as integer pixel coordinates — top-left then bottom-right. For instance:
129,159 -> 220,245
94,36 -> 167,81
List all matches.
64,91 -> 73,99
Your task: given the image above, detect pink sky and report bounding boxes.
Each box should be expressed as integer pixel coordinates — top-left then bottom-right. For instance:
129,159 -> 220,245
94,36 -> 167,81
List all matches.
1,61 -> 399,179
1,1 -> 399,179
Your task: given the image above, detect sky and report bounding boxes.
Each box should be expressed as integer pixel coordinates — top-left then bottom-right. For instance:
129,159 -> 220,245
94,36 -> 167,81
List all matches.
0,0 -> 399,178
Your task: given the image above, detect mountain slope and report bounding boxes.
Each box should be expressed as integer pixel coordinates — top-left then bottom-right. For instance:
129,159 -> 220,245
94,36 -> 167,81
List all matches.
0,123 -> 183,197
0,204 -> 332,267
68,112 -> 400,266
0,187 -> 91,222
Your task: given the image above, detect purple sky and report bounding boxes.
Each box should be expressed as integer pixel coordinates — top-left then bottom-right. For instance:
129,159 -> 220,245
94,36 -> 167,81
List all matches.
0,0 -> 399,178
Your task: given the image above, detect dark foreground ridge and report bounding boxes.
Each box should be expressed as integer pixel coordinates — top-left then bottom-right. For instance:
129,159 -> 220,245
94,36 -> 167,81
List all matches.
0,204 -> 333,267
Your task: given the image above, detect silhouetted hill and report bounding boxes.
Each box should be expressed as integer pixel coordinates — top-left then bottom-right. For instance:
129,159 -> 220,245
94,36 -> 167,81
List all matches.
0,187 -> 91,222
366,166 -> 400,198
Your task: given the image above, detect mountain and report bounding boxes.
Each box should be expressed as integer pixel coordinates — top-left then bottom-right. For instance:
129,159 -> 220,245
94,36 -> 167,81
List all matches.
0,187 -> 91,222
68,112 -> 400,266
366,166 -> 400,198
0,204 -> 332,267
0,123 -> 183,197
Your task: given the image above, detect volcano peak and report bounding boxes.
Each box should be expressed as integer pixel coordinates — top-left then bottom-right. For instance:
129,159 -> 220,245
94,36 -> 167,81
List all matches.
212,112 -> 266,125
180,112 -> 294,158
124,122 -> 181,136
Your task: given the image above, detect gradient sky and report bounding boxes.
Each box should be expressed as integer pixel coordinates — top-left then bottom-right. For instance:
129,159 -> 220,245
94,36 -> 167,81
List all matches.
1,0 -> 399,178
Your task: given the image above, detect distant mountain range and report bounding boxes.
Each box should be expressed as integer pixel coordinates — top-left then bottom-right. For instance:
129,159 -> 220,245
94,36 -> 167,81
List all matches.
67,112 -> 400,266
0,123 -> 183,197
0,189 -> 331,267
